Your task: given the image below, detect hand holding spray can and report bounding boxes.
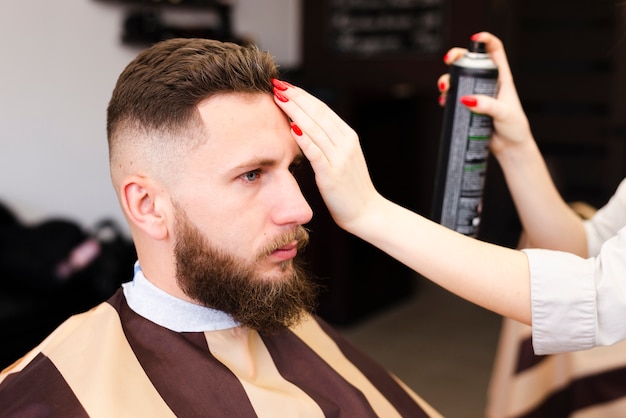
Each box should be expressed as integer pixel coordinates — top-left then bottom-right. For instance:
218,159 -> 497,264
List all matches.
432,40 -> 498,237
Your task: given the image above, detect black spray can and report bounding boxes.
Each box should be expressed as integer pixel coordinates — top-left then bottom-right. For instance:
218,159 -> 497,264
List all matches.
432,40 -> 498,237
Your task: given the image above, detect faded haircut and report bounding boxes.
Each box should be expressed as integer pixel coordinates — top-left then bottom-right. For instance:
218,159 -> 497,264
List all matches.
106,38 -> 280,184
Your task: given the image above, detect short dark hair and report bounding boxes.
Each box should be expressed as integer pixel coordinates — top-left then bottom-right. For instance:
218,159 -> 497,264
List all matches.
107,38 -> 279,162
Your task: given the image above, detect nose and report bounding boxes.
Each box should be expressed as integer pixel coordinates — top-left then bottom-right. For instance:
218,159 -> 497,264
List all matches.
272,174 -> 313,226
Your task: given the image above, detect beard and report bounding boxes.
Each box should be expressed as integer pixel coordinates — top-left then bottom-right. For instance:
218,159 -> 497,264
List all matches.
173,206 -> 318,334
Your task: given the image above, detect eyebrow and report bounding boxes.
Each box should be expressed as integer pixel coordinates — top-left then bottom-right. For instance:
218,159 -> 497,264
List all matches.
231,152 -> 304,172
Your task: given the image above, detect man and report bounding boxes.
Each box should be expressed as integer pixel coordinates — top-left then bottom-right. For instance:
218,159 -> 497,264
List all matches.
0,38 -> 438,417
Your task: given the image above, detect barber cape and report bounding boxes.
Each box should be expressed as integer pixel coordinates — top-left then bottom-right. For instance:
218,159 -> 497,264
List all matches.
0,267 -> 440,417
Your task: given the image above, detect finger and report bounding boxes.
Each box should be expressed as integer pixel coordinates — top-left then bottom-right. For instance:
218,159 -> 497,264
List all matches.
274,88 -> 342,152
291,127 -> 331,171
437,74 -> 450,93
438,93 -> 447,107
459,94 -> 508,123
275,93 -> 337,159
274,83 -> 353,155
437,73 -> 450,107
443,47 -> 467,65
470,32 -> 513,84
273,94 -> 347,175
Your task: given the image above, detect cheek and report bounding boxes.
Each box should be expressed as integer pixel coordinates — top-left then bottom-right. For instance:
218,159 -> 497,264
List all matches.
182,190 -> 272,257
206,216 -> 265,259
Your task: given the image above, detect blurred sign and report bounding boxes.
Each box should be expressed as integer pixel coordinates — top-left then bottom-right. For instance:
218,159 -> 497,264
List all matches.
329,0 -> 445,56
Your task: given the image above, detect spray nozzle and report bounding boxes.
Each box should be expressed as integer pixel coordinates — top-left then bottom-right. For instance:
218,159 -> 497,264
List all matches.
469,40 -> 487,54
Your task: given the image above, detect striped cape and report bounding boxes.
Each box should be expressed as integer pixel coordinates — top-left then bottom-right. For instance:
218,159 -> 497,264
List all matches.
0,290 -> 440,417
487,318 -> 626,417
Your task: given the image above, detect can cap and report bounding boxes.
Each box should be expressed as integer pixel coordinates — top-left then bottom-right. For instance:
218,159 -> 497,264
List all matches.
469,40 -> 487,53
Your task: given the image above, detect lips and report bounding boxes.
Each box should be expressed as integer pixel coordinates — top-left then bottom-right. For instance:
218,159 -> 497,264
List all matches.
271,241 -> 298,261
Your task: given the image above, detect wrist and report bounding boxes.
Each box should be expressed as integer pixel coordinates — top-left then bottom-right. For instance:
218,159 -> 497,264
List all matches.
492,132 -> 538,168
343,194 -> 388,238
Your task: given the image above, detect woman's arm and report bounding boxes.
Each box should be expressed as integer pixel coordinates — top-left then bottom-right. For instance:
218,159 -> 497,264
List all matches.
272,78 -> 532,325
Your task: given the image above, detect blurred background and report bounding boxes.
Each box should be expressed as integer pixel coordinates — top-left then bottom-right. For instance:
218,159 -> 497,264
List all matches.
2,0 -> 626,416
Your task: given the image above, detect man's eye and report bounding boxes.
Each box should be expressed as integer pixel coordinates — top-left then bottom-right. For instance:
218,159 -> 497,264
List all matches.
242,170 -> 261,182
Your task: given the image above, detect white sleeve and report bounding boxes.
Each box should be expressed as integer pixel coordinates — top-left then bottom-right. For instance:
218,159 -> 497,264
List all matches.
525,248 -> 596,354
585,179 -> 626,256
525,228 -> 626,354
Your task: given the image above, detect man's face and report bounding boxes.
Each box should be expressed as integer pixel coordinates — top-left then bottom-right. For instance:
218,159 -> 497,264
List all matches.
170,93 -> 316,332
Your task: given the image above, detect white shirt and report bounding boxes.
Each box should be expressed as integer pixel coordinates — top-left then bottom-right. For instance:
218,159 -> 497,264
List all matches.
526,179 -> 626,354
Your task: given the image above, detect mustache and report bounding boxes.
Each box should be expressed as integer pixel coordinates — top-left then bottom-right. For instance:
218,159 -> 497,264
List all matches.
258,226 -> 310,259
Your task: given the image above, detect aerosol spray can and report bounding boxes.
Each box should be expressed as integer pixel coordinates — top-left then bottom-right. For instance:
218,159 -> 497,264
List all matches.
432,40 -> 498,237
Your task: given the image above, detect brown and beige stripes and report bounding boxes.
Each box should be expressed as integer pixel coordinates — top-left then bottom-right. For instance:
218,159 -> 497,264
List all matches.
1,290 -> 441,417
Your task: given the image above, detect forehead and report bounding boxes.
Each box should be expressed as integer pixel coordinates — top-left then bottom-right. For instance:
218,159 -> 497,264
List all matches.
192,93 -> 299,170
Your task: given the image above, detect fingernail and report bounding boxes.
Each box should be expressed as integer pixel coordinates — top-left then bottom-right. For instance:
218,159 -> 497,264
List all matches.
470,33 -> 481,41
438,95 -> 446,106
274,88 -> 288,102
442,52 -> 449,63
290,122 -> 302,136
460,96 -> 477,107
271,78 -> 288,91
438,81 -> 446,91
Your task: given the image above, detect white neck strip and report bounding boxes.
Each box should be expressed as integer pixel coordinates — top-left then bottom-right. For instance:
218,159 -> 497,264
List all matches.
122,263 -> 240,332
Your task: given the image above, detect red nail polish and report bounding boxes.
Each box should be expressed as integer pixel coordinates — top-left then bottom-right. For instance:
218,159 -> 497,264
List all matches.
438,95 -> 445,106
438,81 -> 446,91
290,122 -> 302,136
442,52 -> 449,63
274,88 -> 288,102
470,33 -> 480,41
460,96 -> 477,107
271,78 -> 288,91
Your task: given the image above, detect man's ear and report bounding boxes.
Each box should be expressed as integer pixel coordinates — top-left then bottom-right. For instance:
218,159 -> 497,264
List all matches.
120,176 -> 169,241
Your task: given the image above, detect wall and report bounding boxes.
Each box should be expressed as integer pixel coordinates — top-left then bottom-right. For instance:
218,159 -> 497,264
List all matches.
0,0 -> 299,232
